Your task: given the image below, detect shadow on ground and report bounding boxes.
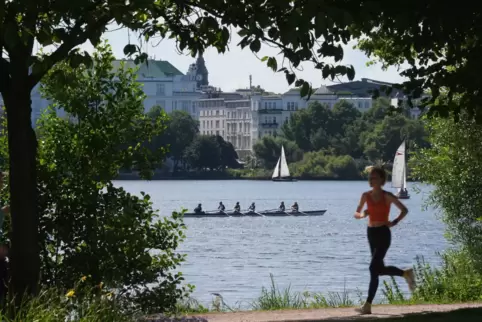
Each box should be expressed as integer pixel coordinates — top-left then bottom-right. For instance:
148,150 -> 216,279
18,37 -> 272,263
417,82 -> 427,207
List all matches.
282,307 -> 482,322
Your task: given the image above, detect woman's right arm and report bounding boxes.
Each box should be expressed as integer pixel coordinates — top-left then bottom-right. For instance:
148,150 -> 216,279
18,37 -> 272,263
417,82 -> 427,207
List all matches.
354,192 -> 368,219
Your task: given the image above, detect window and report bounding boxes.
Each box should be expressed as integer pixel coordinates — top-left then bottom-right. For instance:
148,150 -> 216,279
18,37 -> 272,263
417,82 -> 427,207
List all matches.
216,110 -> 220,116
358,102 -> 362,109
285,116 -> 289,123
216,120 -> 220,128
182,101 -> 189,111
173,101 -> 177,110
264,102 -> 268,108
365,101 -> 369,109
156,83 -> 165,95
268,102 -> 272,109
273,116 -> 276,123
295,102 -> 298,110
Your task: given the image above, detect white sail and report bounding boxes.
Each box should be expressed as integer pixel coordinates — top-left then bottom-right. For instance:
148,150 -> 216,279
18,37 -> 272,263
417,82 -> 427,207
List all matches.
272,157 -> 281,178
279,146 -> 291,178
391,141 -> 406,189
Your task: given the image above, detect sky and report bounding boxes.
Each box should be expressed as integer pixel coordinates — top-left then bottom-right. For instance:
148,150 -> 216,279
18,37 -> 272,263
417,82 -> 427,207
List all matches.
71,25 -> 408,94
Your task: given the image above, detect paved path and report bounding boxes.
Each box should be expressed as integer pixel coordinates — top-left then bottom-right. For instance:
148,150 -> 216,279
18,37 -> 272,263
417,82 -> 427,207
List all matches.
189,303 -> 482,322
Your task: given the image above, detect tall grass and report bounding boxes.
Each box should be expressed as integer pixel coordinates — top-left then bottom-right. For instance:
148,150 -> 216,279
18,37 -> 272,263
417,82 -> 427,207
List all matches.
383,252 -> 482,304
0,288 -> 134,322
250,274 -> 359,311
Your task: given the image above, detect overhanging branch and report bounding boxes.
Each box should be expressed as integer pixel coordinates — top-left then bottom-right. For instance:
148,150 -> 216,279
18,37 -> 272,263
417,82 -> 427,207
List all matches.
28,16 -> 111,88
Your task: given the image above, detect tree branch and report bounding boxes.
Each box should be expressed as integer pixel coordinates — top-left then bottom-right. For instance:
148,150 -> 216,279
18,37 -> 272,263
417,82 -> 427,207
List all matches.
29,16 -> 112,88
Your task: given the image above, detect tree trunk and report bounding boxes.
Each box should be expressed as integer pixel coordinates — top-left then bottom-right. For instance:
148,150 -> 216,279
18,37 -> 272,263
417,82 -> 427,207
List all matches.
3,80 -> 40,302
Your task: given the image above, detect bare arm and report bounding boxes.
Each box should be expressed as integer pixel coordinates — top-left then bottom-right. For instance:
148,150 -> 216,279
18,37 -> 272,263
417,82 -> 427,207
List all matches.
386,193 -> 408,225
354,192 -> 368,219
1,205 -> 8,214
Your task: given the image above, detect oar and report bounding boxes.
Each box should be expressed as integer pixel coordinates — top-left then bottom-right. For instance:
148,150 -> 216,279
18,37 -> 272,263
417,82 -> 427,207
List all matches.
205,209 -> 219,213
220,210 -> 230,217
243,209 -> 264,217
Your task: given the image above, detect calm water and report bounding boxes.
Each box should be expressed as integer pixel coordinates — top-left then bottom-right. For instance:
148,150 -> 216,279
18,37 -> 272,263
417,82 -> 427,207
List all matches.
115,180 -> 446,306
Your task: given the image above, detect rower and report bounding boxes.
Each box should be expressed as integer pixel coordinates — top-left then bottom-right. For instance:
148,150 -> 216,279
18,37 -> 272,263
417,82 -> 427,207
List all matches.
194,203 -> 203,213
234,202 -> 241,212
248,202 -> 256,212
291,202 -> 299,212
279,201 -> 285,212
218,201 -> 226,212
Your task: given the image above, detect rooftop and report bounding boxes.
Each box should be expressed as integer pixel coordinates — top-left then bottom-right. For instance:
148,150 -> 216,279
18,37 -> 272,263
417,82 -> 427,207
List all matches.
111,60 -> 184,78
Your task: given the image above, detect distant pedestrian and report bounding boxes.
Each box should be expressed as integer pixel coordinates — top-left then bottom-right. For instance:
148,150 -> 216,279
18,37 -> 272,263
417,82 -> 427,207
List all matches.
354,166 -> 416,314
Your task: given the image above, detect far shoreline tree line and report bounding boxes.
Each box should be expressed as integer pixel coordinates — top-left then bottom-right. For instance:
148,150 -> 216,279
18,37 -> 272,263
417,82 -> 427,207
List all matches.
123,97 -> 428,181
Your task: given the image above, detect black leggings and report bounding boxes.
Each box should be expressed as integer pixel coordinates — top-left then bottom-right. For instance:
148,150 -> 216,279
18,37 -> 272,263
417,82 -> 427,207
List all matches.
366,226 -> 404,303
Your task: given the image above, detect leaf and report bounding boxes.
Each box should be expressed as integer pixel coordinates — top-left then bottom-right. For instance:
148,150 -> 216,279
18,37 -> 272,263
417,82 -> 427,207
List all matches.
300,82 -> 310,98
267,57 -> 277,72
261,56 -> 269,62
285,72 -> 296,86
249,39 -> 261,53
346,65 -> 355,80
123,44 -> 138,57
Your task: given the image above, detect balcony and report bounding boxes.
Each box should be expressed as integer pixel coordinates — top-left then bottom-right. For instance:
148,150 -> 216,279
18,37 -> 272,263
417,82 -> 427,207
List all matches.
261,122 -> 279,128
258,108 -> 283,114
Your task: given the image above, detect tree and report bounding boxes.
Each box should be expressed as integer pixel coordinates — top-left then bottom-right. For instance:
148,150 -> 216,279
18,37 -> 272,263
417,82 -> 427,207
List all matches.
184,135 -> 222,170
18,44 -> 187,313
411,114 -> 482,267
164,111 -> 199,171
0,1 -> 364,296
354,3 -> 482,120
253,136 -> 303,169
2,0 -> 469,297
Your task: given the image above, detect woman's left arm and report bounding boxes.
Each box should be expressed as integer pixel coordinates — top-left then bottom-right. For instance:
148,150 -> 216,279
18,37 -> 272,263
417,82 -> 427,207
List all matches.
386,193 -> 408,226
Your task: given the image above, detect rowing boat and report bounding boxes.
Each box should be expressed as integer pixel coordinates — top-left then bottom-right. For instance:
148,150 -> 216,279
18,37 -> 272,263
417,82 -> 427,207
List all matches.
183,209 -> 326,218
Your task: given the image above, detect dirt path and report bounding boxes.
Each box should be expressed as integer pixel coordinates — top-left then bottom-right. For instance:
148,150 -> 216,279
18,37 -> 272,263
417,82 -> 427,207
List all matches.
189,303 -> 482,322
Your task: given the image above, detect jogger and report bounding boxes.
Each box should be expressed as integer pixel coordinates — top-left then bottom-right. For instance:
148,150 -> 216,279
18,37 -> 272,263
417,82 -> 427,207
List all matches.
366,226 -> 404,304
354,166 -> 416,314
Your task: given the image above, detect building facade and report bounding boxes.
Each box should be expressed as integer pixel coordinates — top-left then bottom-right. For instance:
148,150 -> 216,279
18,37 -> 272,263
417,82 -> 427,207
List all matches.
0,57 -> 207,127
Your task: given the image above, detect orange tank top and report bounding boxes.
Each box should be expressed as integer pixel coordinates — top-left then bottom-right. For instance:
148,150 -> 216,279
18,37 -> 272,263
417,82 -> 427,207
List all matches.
366,191 -> 390,222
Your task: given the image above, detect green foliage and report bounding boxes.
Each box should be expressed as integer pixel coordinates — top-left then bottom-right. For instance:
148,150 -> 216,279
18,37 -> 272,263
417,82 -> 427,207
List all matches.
383,253 -> 482,305
253,99 -> 427,178
0,283 -> 134,322
251,274 -> 356,311
252,136 -> 303,169
156,110 -> 200,170
354,5 -> 482,121
290,152 -> 360,179
0,44 -> 190,313
410,114 -> 482,266
183,135 -> 240,170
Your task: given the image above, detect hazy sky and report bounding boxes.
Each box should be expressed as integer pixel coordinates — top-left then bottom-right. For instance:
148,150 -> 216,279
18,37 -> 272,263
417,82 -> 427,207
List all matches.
73,25 -> 407,94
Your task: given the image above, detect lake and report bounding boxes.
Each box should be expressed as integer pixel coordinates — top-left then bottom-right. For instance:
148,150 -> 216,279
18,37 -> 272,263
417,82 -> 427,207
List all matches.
115,180 -> 446,307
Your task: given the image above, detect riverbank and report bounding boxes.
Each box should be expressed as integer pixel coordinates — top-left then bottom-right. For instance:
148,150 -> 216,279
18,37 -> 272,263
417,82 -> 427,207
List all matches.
115,170 -> 387,181
147,303 -> 482,322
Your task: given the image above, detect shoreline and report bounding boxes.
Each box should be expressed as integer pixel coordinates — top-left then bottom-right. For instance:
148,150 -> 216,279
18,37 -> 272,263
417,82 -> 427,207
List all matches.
115,172 -> 381,181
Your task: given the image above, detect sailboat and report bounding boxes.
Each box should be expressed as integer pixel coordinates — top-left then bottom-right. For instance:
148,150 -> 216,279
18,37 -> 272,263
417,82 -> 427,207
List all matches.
272,145 -> 296,182
391,141 -> 410,199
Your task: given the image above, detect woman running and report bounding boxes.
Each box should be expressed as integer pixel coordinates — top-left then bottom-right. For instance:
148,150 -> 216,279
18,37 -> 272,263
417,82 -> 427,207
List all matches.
354,166 -> 415,314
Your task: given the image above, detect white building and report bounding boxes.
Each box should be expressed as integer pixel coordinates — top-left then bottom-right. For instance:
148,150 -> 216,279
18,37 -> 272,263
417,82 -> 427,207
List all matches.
0,58 -> 206,127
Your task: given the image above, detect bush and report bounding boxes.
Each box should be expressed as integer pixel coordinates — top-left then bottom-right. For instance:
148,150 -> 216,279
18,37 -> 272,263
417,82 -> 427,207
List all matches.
0,43 -> 190,314
290,151 -> 361,179
383,252 -> 482,304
